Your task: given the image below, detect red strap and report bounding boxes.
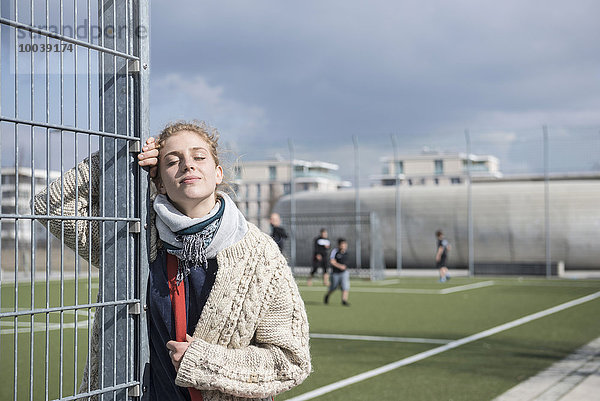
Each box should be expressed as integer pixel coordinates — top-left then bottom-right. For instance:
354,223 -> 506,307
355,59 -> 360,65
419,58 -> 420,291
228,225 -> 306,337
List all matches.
167,254 -> 188,342
167,254 -> 204,401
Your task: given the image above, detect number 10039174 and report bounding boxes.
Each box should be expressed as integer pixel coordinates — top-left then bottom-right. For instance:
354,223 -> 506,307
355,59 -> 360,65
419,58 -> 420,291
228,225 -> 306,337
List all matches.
19,43 -> 74,52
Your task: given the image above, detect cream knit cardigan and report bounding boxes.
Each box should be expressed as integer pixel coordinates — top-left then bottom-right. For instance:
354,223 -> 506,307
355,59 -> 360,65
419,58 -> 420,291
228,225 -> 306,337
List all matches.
34,153 -> 311,400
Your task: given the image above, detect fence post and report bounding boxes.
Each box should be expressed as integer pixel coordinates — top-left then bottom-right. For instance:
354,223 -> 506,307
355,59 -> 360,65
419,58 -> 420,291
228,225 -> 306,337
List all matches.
99,1 -> 130,398
135,0 -> 151,397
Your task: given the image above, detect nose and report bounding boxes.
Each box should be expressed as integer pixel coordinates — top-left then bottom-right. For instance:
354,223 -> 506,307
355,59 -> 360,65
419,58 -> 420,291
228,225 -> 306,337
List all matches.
181,156 -> 196,172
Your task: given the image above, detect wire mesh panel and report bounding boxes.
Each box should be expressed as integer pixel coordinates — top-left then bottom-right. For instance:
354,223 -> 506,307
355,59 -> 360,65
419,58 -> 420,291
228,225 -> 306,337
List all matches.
273,130 -> 598,275
0,0 -> 149,400
368,212 -> 385,281
279,212 -> 385,280
468,128 -> 600,275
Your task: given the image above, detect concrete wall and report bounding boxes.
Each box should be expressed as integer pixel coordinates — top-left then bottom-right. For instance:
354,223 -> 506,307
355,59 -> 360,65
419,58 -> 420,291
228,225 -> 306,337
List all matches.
274,180 -> 600,269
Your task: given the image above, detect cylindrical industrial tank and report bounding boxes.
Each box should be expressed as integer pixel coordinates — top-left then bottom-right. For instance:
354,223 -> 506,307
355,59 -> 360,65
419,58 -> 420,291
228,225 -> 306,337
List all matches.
274,180 -> 600,269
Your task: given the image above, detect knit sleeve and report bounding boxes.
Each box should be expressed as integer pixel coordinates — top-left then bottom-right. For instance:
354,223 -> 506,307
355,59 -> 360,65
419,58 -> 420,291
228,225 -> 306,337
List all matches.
175,264 -> 311,398
33,152 -> 101,267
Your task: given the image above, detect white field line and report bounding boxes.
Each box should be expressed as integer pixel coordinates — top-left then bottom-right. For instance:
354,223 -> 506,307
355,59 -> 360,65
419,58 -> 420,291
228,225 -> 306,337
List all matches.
300,286 -> 437,294
1,308 -> 94,314
310,333 -> 452,345
438,280 -> 495,294
0,274 -> 100,284
495,281 -> 600,288
8,281 -> 101,288
2,325 -> 453,347
0,310 -> 94,335
0,318 -> 93,335
288,290 -> 600,401
300,280 -> 495,295
345,287 -> 439,294
375,279 -> 401,286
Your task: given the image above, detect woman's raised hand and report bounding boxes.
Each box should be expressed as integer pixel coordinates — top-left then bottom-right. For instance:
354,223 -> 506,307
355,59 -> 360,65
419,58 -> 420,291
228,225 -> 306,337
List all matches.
138,137 -> 159,179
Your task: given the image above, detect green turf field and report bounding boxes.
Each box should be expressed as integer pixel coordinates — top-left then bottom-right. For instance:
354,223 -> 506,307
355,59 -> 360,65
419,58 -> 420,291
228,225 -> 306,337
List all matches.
281,277 -> 600,400
1,276 -> 599,400
1,277 -> 100,401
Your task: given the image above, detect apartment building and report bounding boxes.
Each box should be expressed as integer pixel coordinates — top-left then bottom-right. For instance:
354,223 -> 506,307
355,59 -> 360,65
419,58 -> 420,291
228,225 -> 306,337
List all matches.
370,150 -> 501,186
1,167 -> 61,244
232,158 -> 350,230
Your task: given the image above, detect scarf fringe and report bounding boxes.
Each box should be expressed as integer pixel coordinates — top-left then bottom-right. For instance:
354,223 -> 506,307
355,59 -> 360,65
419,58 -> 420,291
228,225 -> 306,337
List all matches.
172,218 -> 220,284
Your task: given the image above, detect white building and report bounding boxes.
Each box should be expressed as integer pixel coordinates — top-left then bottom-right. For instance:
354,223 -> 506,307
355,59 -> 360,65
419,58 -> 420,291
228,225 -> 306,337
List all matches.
232,158 -> 350,230
370,150 -> 501,186
1,167 -> 61,244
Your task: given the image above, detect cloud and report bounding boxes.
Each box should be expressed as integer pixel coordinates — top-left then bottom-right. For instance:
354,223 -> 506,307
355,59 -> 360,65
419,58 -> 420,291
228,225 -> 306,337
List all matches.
148,0 -> 600,180
151,74 -> 268,142
469,110 -> 600,133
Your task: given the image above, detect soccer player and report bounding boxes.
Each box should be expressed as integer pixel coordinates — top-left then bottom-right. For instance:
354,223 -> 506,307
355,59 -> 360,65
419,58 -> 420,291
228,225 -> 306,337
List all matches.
324,238 -> 350,306
436,230 -> 451,282
308,228 -> 331,286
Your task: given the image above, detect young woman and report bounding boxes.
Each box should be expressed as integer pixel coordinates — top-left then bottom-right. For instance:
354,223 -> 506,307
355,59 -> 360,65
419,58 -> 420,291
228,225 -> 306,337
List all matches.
35,121 -> 311,401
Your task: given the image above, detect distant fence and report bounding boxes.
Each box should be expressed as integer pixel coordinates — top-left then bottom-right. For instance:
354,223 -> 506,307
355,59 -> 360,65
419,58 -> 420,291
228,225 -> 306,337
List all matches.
0,1 -> 149,400
279,212 -> 385,281
272,129 -> 600,278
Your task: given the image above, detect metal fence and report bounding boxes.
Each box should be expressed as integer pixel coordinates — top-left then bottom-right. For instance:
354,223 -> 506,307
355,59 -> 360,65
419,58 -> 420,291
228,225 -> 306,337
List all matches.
463,128 -> 599,276
279,212 -> 385,281
0,0 -> 149,400
275,129 -> 599,277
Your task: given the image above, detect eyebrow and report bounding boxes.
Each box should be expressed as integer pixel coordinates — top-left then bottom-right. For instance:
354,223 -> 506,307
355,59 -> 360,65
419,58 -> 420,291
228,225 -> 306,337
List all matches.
163,147 -> 209,158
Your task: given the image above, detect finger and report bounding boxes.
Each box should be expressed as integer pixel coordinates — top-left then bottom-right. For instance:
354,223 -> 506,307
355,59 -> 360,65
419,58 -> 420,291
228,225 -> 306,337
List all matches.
168,350 -> 179,369
138,149 -> 159,159
166,341 -> 176,351
138,157 -> 158,167
142,137 -> 158,152
142,142 -> 158,152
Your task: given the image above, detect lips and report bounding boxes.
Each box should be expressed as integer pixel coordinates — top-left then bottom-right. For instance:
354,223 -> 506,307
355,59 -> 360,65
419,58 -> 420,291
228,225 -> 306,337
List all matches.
180,176 -> 201,184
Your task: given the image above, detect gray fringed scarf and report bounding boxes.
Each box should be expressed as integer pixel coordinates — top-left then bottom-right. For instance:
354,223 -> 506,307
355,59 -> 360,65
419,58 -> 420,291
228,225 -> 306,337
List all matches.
154,192 -> 249,284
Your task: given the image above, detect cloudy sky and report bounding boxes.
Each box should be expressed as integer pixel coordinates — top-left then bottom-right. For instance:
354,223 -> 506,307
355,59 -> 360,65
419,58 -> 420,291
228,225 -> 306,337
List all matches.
2,1 -> 597,181
147,0 -> 600,182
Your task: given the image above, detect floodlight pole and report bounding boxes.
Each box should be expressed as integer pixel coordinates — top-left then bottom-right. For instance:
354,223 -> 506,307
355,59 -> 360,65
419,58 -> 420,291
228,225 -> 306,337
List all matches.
288,139 -> 296,270
465,129 -> 474,277
543,126 -> 551,278
391,134 -> 402,272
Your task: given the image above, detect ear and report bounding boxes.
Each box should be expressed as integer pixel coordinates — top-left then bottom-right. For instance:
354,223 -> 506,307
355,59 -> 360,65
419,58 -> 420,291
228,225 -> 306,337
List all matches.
156,177 -> 167,195
215,165 -> 224,185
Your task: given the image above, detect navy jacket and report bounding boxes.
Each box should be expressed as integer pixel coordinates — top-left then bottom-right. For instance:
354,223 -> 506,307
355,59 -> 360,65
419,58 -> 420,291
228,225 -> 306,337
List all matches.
142,249 -> 218,401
